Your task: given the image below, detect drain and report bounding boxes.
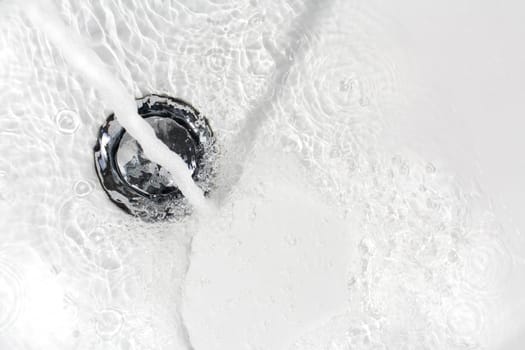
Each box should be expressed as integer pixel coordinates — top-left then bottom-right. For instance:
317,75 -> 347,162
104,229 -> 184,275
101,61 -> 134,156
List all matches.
94,94 -> 215,221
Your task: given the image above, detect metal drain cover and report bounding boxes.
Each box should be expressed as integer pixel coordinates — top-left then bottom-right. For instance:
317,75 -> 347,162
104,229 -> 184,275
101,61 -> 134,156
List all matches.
94,94 -> 215,221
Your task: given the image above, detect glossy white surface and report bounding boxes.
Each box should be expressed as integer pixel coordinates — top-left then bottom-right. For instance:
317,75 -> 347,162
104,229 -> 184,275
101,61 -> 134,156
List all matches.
0,0 -> 524,349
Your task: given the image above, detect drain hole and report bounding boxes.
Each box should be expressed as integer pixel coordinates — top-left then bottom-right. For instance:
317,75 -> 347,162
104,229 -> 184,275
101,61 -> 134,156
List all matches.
116,116 -> 198,197
94,94 -> 215,221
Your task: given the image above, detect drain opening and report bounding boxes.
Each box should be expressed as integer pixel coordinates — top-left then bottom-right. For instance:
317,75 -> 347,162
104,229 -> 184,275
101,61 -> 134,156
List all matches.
94,94 -> 215,221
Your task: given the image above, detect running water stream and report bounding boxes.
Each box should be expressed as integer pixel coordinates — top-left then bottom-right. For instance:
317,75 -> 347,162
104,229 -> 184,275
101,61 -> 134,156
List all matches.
21,0 -> 211,214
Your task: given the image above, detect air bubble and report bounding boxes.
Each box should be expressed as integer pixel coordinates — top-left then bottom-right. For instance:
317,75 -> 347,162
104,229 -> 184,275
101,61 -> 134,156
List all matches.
74,180 -> 94,197
95,308 -> 124,339
205,48 -> 228,73
55,109 -> 81,134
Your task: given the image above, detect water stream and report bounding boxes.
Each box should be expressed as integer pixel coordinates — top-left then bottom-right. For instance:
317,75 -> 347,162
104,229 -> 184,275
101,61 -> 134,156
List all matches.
21,0 -> 211,214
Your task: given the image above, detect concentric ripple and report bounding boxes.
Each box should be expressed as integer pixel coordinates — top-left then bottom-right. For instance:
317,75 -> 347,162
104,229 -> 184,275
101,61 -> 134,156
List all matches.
458,234 -> 514,295
445,299 -> 485,348
55,109 -> 81,134
95,308 -> 124,340
275,7 -> 402,203
59,195 -> 124,273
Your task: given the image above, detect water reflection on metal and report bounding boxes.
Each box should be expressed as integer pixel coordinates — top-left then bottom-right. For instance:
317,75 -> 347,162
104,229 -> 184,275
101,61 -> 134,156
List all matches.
94,94 -> 215,221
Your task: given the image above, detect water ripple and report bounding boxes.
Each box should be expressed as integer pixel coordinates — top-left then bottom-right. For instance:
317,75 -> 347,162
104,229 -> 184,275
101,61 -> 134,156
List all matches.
55,109 -> 81,134
59,196 -> 124,273
458,234 -> 514,295
95,308 -> 124,340
275,9 -> 401,203
446,299 -> 485,348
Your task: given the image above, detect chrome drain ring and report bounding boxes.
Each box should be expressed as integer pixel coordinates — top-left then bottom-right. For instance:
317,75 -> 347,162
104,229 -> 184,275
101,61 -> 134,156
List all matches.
94,94 -> 215,221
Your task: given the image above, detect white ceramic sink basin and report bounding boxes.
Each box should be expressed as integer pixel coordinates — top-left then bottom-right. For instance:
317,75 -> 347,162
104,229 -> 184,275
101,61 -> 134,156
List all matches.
0,0 -> 524,349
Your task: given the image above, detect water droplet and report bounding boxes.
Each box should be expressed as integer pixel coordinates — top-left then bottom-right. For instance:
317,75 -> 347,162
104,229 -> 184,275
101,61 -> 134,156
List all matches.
55,109 -> 80,134
95,308 -> 124,339
74,180 -> 94,197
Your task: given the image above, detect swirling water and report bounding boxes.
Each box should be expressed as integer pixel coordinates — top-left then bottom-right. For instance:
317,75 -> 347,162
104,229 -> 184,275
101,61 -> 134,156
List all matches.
0,0 -> 523,349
